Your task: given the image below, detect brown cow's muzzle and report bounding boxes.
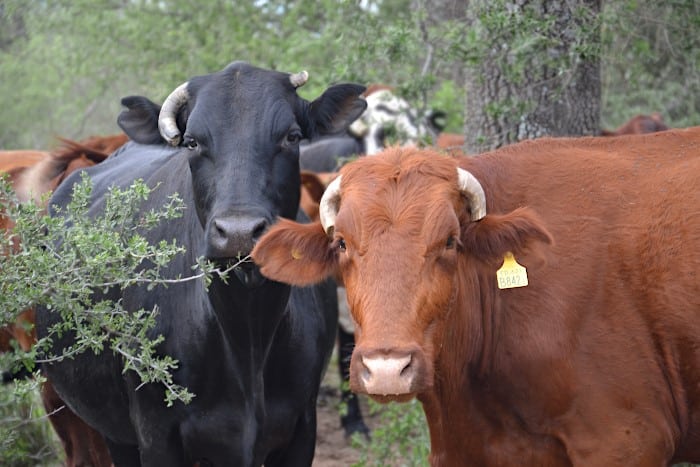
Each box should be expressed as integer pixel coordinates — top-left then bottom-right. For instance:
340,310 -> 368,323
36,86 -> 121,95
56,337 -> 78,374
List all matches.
349,345 -> 430,403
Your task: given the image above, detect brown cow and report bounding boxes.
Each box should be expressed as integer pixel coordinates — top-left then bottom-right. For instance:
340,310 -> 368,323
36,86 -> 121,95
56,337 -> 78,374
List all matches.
433,112 -> 669,152
601,112 -> 669,136
435,132 -> 465,151
299,171 -> 337,223
252,127 -> 700,465
1,133 -> 127,467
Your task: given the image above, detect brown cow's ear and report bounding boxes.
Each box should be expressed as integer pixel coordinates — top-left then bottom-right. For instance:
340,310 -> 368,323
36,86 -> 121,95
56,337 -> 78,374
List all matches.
460,207 -> 553,265
300,171 -> 327,204
252,218 -> 337,286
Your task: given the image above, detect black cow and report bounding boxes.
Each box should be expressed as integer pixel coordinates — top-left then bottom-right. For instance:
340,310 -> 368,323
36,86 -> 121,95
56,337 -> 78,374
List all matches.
299,135 -> 362,172
35,61 -> 366,467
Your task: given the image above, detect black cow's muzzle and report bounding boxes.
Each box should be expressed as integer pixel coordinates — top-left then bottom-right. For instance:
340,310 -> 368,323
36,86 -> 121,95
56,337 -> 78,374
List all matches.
232,262 -> 266,288
205,214 -> 268,259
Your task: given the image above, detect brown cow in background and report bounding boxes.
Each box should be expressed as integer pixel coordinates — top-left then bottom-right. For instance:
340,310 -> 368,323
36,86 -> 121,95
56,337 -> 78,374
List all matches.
1,133 -> 127,467
435,112 -> 671,152
253,127 -> 700,466
600,112 -> 669,136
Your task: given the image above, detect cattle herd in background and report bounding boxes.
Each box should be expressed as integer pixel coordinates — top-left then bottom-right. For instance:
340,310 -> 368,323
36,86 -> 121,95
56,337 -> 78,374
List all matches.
0,59 -> 690,467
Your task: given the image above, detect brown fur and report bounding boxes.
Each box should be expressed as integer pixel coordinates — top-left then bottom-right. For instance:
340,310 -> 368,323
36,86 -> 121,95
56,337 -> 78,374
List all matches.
253,127 -> 700,466
1,134 -> 127,467
435,132 -> 465,150
362,83 -> 394,97
438,113 -> 670,152
299,171 -> 337,222
600,112 -> 669,136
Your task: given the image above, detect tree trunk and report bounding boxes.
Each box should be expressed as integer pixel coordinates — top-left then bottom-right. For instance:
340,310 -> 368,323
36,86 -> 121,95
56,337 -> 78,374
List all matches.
464,0 -> 602,152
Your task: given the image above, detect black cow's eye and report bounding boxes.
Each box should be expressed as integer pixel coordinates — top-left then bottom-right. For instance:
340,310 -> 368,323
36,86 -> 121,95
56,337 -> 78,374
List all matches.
445,235 -> 457,249
183,136 -> 198,150
286,129 -> 302,145
337,238 -> 346,252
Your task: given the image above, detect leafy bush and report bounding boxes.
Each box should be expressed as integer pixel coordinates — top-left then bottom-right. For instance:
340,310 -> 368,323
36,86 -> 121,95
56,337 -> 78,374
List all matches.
0,378 -> 62,466
352,398 -> 430,467
0,174 -> 244,459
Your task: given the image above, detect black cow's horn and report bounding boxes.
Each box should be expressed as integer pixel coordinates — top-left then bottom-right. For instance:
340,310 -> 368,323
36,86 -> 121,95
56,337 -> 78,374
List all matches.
158,82 -> 190,146
457,168 -> 486,220
319,175 -> 342,235
290,71 -> 309,88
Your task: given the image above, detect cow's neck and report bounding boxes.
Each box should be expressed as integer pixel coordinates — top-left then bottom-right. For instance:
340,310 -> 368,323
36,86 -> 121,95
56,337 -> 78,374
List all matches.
209,277 -> 290,356
421,267 -> 567,465
420,267 -> 510,464
205,276 -> 291,462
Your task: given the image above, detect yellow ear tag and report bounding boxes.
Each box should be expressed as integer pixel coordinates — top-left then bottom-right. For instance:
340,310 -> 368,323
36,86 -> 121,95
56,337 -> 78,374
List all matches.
291,249 -> 303,260
496,252 -> 528,289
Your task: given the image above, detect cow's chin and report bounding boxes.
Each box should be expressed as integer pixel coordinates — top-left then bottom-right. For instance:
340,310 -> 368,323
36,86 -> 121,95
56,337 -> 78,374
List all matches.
233,263 -> 266,288
367,392 -> 417,404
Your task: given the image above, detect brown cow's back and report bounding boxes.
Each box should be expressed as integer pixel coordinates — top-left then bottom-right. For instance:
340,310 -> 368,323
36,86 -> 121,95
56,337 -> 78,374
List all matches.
0,150 -> 49,174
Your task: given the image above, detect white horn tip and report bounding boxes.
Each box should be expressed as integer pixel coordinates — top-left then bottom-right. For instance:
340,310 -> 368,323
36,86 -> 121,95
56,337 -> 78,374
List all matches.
158,121 -> 182,146
290,70 -> 309,88
472,206 -> 487,221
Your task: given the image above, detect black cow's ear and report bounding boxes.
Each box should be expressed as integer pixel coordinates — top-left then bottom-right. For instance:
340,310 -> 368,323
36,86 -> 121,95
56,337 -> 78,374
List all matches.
117,96 -> 164,145
307,84 -> 367,137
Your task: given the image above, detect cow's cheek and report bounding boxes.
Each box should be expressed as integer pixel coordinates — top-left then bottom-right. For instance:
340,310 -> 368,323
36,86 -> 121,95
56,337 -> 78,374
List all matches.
417,262 -> 460,360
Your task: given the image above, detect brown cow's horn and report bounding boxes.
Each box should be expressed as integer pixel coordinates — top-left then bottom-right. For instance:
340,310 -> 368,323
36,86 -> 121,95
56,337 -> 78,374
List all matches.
457,168 -> 486,221
290,71 -> 309,88
158,82 -> 190,146
319,175 -> 342,235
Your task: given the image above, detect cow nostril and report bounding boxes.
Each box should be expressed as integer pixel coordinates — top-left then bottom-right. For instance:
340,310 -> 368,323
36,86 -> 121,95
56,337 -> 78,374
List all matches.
251,219 -> 267,242
360,360 -> 371,383
399,355 -> 413,376
214,220 -> 227,237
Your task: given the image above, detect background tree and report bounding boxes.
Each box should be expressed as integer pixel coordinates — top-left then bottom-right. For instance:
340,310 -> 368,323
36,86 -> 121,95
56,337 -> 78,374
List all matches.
461,0 -> 602,152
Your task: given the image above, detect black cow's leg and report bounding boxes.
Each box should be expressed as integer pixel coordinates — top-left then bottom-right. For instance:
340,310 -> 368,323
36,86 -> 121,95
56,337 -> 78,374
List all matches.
263,401 -> 317,467
337,325 -> 370,438
104,438 -> 141,467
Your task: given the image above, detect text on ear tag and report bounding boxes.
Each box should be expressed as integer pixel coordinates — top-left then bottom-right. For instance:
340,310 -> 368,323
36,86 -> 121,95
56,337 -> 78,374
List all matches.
497,252 -> 528,289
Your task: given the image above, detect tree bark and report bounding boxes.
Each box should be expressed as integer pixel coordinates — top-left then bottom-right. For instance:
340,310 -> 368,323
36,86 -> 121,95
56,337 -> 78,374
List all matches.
464,0 -> 602,152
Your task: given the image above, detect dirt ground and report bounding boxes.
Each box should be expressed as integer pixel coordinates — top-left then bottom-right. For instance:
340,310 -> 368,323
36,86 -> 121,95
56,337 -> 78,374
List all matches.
312,358 -> 376,467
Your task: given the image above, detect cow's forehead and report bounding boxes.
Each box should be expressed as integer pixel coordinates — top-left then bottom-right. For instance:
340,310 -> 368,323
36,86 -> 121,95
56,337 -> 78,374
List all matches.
337,149 -> 462,238
191,62 -> 299,108
186,63 -> 303,135
341,148 -> 457,191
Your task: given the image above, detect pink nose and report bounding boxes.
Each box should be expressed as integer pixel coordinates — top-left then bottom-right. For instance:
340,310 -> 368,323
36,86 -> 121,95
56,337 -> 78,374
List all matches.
356,352 -> 416,396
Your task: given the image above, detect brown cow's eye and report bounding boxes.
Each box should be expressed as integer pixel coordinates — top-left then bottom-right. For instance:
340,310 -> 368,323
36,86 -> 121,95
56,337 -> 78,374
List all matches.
445,235 -> 457,249
337,238 -> 346,252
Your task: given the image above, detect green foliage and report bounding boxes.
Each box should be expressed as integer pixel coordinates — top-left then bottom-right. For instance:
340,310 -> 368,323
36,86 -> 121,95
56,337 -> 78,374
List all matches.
0,173 -> 246,460
601,1 -> 700,129
2,0 -> 698,149
352,399 -> 430,467
0,173 -> 201,406
0,378 -> 62,466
